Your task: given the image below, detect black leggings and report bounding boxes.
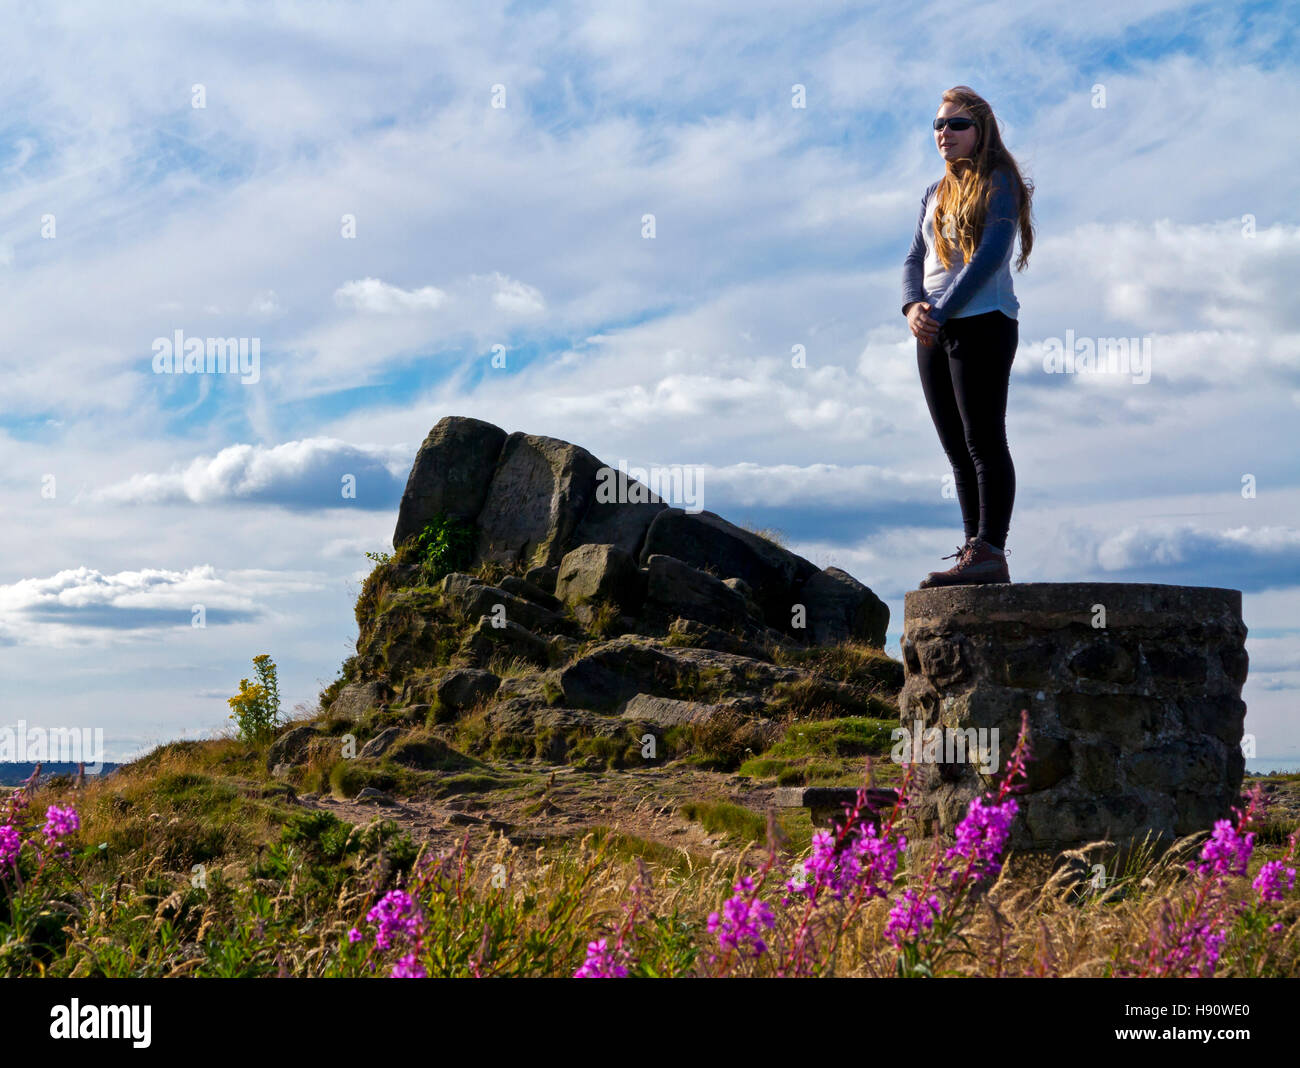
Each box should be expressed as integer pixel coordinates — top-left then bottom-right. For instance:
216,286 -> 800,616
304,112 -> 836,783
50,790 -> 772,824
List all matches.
916,309 -> 1018,549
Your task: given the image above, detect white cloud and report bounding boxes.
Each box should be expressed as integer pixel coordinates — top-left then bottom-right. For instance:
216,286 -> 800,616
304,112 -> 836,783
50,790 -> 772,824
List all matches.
487,273 -> 546,315
1093,524 -> 1300,572
334,277 -> 448,314
0,565 -> 325,647
89,438 -> 410,508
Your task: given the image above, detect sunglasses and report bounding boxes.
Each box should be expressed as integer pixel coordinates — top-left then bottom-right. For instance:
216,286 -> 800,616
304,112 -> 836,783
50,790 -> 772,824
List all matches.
933,117 -> 977,131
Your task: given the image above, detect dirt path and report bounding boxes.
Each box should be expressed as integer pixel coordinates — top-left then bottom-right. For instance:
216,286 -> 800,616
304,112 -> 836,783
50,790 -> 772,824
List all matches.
298,762 -> 774,865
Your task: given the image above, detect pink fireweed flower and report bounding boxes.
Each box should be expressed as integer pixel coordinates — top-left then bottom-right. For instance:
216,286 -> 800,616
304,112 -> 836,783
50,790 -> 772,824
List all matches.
945,796 -> 1018,884
365,889 -> 423,951
1191,819 -> 1255,878
0,824 -> 20,868
347,927 -> 363,944
885,887 -> 943,945
1189,922 -> 1229,977
574,938 -> 630,978
787,831 -> 839,900
391,953 -> 427,978
708,875 -> 776,958
43,805 -> 79,847
785,819 -> 905,905
1253,860 -> 1297,903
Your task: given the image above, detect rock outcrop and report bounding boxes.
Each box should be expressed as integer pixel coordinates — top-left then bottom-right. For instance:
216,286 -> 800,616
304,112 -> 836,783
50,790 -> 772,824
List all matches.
389,415 -> 889,647
310,414 -> 898,782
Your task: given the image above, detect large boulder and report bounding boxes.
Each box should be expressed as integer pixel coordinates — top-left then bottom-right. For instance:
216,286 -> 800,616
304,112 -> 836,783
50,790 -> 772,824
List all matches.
799,567 -> 890,646
474,432 -> 605,568
326,679 -> 392,720
497,575 -> 561,612
266,724 -> 324,771
523,564 -> 559,594
667,617 -> 775,660
639,509 -> 819,631
435,667 -> 501,712
393,416 -> 507,549
358,725 -> 404,759
555,543 -> 642,614
558,637 -> 689,710
558,633 -> 803,711
458,616 -> 553,669
641,553 -> 752,632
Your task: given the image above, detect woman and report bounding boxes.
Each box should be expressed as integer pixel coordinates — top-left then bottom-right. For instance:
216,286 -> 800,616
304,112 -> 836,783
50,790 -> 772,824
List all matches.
902,85 -> 1034,588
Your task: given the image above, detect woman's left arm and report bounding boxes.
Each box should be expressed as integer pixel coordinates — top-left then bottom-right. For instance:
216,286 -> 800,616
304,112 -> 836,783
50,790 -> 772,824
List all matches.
925,171 -> 1019,328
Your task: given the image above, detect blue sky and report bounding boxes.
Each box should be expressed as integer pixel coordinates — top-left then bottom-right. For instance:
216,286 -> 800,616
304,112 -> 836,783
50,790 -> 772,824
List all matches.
0,0 -> 1296,762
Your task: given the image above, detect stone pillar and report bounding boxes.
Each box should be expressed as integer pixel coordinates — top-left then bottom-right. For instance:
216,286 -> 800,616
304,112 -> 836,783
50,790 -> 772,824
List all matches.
898,583 -> 1248,856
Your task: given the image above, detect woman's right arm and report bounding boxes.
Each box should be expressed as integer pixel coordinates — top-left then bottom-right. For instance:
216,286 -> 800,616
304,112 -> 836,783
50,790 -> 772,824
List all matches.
901,184 -> 932,316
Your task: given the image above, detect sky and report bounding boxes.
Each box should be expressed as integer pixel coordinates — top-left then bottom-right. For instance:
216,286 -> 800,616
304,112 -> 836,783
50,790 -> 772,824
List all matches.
0,0 -> 1296,763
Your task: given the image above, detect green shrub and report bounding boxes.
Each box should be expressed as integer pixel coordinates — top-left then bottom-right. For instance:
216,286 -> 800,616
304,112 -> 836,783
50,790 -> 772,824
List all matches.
411,513 -> 476,585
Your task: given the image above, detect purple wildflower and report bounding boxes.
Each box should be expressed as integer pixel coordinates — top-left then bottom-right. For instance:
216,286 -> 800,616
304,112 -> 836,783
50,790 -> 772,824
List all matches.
3,787 -> 29,819
366,889 -> 423,951
1253,860 -> 1297,904
944,796 -> 1018,884
786,818 -> 907,907
0,824 -> 20,868
787,831 -> 839,900
391,953 -> 427,978
42,805 -> 79,854
708,875 -> 776,958
574,937 -> 630,978
884,887 -> 943,946
347,927 -> 362,944
1192,819 -> 1255,878
1192,923 -> 1229,977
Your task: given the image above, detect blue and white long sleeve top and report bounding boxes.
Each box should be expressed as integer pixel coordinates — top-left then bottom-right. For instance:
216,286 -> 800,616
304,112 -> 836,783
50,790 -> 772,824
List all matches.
901,168 -> 1021,327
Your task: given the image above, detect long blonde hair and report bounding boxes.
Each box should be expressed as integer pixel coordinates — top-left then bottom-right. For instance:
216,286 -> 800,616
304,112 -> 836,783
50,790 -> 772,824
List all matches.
933,86 -> 1034,273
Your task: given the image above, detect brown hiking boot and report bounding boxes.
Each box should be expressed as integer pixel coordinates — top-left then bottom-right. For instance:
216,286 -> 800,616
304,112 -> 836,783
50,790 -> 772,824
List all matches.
918,537 -> 1011,588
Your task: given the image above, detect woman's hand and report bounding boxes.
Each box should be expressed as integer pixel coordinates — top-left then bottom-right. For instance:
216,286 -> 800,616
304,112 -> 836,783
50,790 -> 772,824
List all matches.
907,301 -> 939,345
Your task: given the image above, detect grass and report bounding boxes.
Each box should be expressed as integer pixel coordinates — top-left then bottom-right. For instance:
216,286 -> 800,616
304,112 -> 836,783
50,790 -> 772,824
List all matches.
3,727 -> 1297,977
738,520 -> 789,548
427,772 -> 515,798
678,800 -> 810,852
771,640 -> 905,695
74,737 -> 292,868
658,710 -> 773,772
767,676 -> 894,720
569,731 -> 643,770
561,595 -> 624,639
670,665 -> 731,704
486,654 -> 540,679
583,827 -> 705,873
739,716 -> 901,786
